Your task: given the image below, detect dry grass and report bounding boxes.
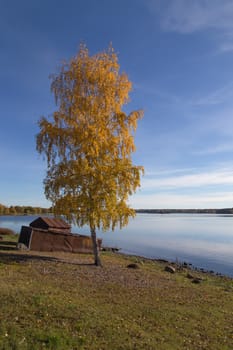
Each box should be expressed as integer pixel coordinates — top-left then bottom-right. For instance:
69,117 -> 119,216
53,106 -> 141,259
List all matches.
0,236 -> 232,349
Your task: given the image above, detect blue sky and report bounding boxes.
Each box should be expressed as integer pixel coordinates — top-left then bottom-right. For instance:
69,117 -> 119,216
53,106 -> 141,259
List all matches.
1,0 -> 233,209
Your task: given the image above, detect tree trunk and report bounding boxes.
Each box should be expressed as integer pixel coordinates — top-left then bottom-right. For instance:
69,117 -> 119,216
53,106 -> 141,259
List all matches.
90,227 -> 102,266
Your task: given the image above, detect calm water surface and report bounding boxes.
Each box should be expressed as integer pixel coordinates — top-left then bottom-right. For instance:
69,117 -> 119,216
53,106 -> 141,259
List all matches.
1,214 -> 233,277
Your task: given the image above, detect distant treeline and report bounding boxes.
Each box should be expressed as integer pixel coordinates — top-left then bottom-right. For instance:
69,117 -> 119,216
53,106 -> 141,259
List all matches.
136,208 -> 233,214
2,204 -> 233,216
0,203 -> 51,216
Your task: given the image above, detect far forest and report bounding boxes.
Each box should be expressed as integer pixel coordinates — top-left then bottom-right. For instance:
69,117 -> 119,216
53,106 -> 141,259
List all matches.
0,203 -> 51,216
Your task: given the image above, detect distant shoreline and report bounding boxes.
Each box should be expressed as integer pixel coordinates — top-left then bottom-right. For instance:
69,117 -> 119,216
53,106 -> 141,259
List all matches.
1,208 -> 233,216
136,208 -> 233,214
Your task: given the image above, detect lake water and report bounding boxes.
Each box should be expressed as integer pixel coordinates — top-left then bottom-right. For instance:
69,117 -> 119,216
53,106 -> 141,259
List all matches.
1,214 -> 233,277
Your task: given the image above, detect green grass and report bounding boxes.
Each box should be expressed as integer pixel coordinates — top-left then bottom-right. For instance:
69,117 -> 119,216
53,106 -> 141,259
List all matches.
0,237 -> 232,349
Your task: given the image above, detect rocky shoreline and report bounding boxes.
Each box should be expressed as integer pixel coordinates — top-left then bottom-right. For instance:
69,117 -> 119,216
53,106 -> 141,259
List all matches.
102,247 -> 233,280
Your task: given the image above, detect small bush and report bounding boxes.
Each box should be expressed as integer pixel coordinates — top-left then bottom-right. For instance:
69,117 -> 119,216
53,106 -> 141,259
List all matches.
0,228 -> 15,236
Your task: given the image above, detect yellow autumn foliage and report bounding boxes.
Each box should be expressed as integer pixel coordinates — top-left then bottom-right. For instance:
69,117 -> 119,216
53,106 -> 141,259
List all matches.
37,44 -> 144,232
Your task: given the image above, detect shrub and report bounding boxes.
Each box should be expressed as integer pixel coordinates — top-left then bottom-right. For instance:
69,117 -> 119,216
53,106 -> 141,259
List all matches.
0,228 -> 15,235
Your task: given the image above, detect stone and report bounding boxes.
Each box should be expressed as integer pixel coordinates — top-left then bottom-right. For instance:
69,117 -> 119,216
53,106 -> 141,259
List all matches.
102,246 -> 119,252
165,265 -> 176,274
192,278 -> 202,284
127,263 -> 139,269
17,243 -> 29,251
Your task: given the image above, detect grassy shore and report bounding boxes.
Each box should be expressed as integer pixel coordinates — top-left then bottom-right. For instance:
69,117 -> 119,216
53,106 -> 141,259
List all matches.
0,235 -> 232,349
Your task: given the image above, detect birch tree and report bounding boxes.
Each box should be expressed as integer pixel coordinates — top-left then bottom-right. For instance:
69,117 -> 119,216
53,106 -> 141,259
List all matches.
36,45 -> 143,266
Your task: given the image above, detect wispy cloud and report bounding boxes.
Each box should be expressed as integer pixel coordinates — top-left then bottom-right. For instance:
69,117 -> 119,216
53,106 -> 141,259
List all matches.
192,82 -> 233,106
137,78 -> 233,109
193,143 -> 233,155
134,82 -> 183,105
148,0 -> 233,53
217,32 -> 233,53
145,167 -> 197,177
131,191 -> 233,209
199,107 -> 233,137
141,167 -> 233,190
151,0 -> 233,33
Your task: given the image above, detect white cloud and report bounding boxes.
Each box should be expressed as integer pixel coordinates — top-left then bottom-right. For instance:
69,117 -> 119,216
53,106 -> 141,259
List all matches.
131,191 -> 233,209
218,33 -> 233,53
193,143 -> 233,155
151,0 -> 233,33
141,168 -> 233,190
200,107 -> 233,137
130,165 -> 233,208
192,82 -> 233,106
145,167 -> 197,177
137,78 -> 233,111
148,0 -> 233,54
